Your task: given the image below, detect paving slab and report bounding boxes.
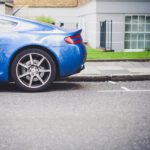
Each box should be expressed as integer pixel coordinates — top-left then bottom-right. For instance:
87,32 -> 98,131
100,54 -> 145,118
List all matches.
66,62 -> 150,82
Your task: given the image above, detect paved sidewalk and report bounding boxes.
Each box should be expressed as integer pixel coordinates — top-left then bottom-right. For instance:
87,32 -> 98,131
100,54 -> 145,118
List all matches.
66,61 -> 150,81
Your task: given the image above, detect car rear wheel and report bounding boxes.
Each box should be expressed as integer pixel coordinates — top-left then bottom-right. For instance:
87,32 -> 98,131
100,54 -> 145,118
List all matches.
11,48 -> 56,92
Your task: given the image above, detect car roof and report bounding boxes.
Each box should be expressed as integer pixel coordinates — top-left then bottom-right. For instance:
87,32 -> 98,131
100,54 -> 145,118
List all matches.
0,15 -> 51,26
0,15 -> 61,31
0,15 -> 70,33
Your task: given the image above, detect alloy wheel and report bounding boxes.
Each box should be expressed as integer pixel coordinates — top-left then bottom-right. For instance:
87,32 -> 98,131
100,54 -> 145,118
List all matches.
16,53 -> 51,89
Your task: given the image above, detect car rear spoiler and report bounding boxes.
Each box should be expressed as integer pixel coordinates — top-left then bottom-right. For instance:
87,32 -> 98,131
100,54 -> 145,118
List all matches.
68,29 -> 82,36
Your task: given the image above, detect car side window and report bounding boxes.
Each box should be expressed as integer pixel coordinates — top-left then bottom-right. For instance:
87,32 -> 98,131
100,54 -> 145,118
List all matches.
0,19 -> 17,33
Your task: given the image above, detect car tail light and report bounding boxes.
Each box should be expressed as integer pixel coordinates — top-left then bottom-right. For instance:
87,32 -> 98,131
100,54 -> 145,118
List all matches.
65,35 -> 83,44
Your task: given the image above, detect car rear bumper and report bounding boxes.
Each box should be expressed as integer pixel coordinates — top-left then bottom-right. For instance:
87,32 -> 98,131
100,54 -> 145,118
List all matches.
76,64 -> 85,73
54,44 -> 87,78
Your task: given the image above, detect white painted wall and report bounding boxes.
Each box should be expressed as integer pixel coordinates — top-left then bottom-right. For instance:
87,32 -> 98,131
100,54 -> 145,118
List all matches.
15,7 -> 79,23
96,1 -> 150,51
5,4 -> 13,15
0,3 -> 5,14
97,14 -> 125,51
79,13 -> 97,47
14,6 -> 79,30
78,0 -> 150,50
78,0 -> 97,48
96,1 -> 150,14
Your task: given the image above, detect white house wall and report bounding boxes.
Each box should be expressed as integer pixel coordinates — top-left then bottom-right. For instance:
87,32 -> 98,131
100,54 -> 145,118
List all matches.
79,13 -> 97,47
96,1 -> 150,51
78,0 -> 97,48
79,0 -> 97,16
15,7 -> 79,23
0,4 -> 5,14
97,14 -> 125,51
96,1 -> 150,14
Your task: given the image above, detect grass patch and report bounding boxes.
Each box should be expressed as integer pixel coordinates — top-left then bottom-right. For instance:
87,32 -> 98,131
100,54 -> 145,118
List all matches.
87,47 -> 150,60
36,16 -> 55,24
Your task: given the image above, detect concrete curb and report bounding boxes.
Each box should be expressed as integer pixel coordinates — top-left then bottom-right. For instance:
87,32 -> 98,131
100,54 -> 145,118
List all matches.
86,59 -> 150,62
65,75 -> 150,82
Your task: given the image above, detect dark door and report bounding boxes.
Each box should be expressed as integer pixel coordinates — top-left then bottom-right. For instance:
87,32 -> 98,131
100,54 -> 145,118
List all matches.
100,21 -> 106,49
100,20 -> 112,51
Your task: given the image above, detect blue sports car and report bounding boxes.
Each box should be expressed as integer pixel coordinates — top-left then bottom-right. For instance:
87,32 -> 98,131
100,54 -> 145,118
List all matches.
0,15 -> 86,92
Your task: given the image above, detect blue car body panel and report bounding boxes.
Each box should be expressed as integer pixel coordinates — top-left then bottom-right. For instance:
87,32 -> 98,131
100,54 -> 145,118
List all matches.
0,15 -> 86,82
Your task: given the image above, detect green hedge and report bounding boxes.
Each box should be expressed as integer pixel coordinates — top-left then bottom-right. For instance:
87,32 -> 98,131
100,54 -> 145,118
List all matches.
36,16 -> 55,24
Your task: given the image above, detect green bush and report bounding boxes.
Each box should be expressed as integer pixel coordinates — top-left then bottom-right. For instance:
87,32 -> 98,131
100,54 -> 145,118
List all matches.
145,48 -> 150,52
36,16 -> 55,24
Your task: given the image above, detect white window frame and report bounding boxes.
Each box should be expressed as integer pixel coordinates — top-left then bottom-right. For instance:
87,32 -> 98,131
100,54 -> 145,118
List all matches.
124,14 -> 150,52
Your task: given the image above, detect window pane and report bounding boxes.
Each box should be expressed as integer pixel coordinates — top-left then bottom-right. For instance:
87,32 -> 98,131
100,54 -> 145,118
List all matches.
146,24 -> 150,32
145,33 -> 150,40
125,16 -> 131,23
146,16 -> 150,23
132,33 -> 138,41
138,41 -> 144,49
139,16 -> 145,24
124,15 -> 149,50
145,41 -> 150,49
139,24 -> 145,32
125,33 -> 131,40
131,41 -> 137,49
125,41 -> 130,49
132,16 -> 138,23
132,24 -> 138,32
138,34 -> 144,41
125,24 -> 131,32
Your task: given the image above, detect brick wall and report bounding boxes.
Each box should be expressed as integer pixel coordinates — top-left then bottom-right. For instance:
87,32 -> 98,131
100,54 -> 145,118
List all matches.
13,0 -> 89,7
14,0 -> 77,7
78,0 -> 89,5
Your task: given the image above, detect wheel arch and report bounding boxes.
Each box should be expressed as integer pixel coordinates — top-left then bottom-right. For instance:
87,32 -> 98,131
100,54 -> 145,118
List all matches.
9,45 -> 60,81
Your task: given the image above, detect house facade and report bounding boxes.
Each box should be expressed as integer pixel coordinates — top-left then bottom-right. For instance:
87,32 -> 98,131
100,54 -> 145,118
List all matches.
79,0 -> 150,51
11,0 -> 88,29
0,0 -> 5,14
1,0 -> 150,51
98,0 -> 150,51
13,0 -> 89,7
0,0 -> 13,15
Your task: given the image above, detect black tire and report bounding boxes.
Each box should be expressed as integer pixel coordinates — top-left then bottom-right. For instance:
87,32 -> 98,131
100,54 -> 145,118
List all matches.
11,48 -> 56,92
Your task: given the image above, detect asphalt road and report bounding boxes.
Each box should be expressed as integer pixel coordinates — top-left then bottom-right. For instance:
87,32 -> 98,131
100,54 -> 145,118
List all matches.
0,81 -> 150,150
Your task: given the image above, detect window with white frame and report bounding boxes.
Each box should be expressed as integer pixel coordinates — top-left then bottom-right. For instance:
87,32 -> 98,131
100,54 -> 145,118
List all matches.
125,15 -> 150,50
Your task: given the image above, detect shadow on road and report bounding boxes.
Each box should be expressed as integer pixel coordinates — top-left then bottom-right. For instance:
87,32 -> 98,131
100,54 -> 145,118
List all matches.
0,82 -> 83,93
